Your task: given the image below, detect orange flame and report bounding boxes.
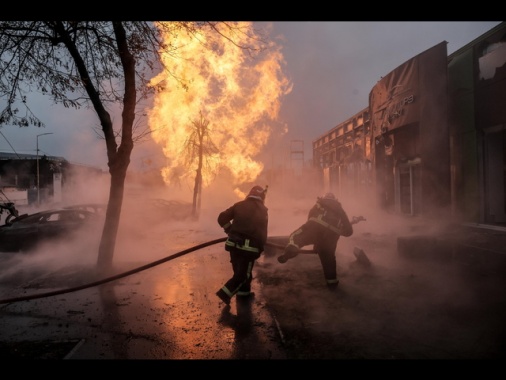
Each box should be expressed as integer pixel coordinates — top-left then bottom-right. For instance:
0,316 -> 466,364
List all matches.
147,22 -> 292,193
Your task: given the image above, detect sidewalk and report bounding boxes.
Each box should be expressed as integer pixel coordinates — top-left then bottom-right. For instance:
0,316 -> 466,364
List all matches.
397,222 -> 506,275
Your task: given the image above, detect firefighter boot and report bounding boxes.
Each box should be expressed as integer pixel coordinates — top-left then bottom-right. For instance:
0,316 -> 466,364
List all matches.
216,288 -> 231,305
236,292 -> 255,305
327,279 -> 340,291
277,246 -> 299,264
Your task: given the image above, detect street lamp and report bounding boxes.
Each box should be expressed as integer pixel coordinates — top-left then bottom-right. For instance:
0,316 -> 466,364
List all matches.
36,132 -> 53,205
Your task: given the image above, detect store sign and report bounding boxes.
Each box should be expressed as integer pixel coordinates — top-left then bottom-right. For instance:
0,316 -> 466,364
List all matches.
385,94 -> 415,125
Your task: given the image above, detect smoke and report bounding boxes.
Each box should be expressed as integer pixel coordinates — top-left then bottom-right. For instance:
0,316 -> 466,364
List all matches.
0,219 -> 102,285
0,156 -> 454,283
0,159 -> 497,355
254,190 -> 496,345
0,22 -> 487,320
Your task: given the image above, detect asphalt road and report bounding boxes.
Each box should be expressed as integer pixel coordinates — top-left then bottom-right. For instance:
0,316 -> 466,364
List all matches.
0,238 -> 286,360
1,209 -> 505,362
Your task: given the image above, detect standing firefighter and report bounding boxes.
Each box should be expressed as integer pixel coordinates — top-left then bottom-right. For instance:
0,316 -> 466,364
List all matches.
277,192 -> 353,290
216,185 -> 269,305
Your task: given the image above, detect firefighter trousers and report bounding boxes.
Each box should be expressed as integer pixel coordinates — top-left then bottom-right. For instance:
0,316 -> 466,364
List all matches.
220,248 -> 260,298
286,221 -> 340,284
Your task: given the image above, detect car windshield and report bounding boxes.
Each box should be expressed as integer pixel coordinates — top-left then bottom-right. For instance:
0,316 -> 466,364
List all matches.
14,210 -> 92,224
45,211 -> 86,222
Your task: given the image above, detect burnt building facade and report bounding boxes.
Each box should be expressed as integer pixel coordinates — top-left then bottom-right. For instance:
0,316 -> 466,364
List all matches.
448,23 -> 506,225
312,108 -> 372,203
313,22 -> 506,226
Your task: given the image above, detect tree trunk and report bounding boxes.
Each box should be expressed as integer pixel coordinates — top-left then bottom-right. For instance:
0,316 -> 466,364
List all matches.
97,166 -> 128,272
96,22 -> 136,273
192,169 -> 201,220
196,146 -> 203,218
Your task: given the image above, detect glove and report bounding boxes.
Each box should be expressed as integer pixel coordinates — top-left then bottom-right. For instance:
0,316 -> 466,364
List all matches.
277,249 -> 298,264
351,216 -> 366,224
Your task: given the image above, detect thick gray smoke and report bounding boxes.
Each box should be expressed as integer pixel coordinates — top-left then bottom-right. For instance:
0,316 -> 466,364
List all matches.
0,157 -> 473,304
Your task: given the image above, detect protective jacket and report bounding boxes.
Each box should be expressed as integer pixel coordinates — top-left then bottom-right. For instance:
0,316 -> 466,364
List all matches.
216,193 -> 269,303
307,197 -> 353,237
218,196 -> 268,255
281,196 -> 353,288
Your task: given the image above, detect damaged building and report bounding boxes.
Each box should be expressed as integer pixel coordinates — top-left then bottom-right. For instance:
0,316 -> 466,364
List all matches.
0,151 -> 105,206
313,21 -> 506,227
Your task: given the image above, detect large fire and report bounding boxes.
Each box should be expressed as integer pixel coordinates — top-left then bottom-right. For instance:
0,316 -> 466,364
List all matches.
147,22 -> 292,197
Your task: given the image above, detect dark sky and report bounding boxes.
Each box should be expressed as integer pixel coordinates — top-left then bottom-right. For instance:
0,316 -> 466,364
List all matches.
0,21 -> 501,171
266,21 -> 501,165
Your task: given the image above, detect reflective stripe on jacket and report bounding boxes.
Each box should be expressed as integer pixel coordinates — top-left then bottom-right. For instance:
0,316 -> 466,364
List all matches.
217,196 -> 268,253
225,237 -> 260,253
307,198 -> 353,237
308,213 -> 343,234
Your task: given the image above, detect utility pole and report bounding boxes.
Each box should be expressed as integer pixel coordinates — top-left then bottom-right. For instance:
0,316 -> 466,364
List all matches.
36,132 -> 53,206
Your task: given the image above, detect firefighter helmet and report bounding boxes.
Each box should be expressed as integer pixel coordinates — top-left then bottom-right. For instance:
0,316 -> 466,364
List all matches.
248,185 -> 267,201
323,192 -> 336,200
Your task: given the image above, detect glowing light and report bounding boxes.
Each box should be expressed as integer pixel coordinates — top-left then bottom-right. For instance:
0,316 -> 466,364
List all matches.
147,22 -> 292,194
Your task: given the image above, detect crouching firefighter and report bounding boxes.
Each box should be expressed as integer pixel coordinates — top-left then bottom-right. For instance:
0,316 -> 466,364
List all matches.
277,192 -> 353,290
216,185 -> 269,305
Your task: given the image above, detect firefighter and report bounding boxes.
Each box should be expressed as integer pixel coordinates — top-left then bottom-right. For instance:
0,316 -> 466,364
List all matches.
216,185 -> 269,306
277,192 -> 353,290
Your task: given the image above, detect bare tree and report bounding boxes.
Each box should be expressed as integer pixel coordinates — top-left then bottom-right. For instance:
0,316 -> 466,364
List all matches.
182,111 -> 220,219
0,21 -> 269,273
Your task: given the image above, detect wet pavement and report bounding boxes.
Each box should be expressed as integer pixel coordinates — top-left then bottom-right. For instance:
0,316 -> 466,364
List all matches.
0,241 -> 286,360
1,210 -> 506,361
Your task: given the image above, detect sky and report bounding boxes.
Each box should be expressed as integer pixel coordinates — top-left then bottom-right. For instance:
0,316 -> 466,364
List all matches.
0,21 -> 502,172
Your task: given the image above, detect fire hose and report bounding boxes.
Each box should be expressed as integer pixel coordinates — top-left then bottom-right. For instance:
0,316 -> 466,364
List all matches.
0,237 -> 314,305
0,237 -> 226,305
0,216 -> 366,305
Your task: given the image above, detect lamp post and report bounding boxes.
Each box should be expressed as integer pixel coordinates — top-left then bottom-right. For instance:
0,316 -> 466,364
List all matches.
36,132 -> 53,206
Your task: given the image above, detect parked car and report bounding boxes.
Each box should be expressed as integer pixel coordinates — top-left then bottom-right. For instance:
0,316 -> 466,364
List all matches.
148,199 -> 193,220
124,198 -> 193,224
63,203 -> 106,215
0,208 -> 102,253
